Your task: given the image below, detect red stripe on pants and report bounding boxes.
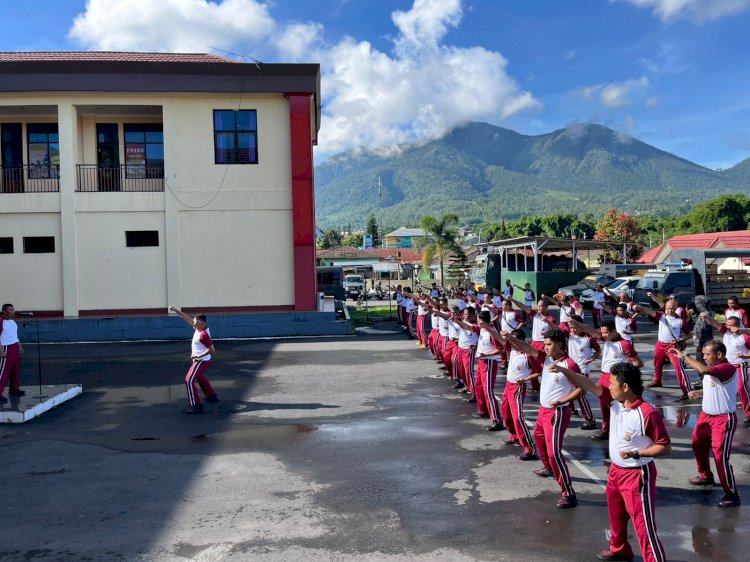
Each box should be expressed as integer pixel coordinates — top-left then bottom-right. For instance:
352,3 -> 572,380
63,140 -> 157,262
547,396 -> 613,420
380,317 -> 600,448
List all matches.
501,381 -> 535,453
475,359 -> 501,422
457,347 -> 477,393
692,411 -> 738,495
416,315 -> 425,345
0,342 -> 22,395
428,330 -> 439,357
534,406 -> 575,497
606,463 -> 666,562
530,341 -> 545,391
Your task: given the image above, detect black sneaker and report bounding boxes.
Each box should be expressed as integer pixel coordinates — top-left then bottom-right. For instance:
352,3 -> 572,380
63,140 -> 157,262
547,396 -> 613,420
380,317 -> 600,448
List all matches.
718,494 -> 741,508
465,395 -> 477,403
486,422 -> 504,432
186,404 -> 205,415
8,390 -> 26,397
581,419 -> 597,430
557,494 -> 577,509
570,408 -> 580,417
452,382 -> 464,389
472,412 -> 489,418
206,394 -> 219,403
0,396 -> 7,404
674,394 -> 690,402
518,451 -> 538,461
591,430 -> 609,441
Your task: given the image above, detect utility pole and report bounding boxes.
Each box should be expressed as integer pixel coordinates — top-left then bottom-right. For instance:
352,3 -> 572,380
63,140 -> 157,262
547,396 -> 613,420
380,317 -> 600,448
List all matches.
377,175 -> 383,249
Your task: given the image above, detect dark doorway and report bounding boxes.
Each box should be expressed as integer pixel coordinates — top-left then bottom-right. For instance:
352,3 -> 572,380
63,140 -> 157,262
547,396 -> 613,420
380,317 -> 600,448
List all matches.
96,123 -> 121,191
1,123 -> 24,193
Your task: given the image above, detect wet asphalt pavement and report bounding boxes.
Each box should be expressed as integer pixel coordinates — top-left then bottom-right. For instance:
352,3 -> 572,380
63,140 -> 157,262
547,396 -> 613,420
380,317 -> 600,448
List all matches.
1,318 -> 749,561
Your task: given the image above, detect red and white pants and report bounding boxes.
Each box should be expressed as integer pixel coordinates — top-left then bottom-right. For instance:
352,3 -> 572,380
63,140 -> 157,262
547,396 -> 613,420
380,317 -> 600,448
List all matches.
534,406 -> 575,497
692,411 -> 739,496
529,341 -> 545,391
443,340 -> 458,377
475,359 -> 501,422
416,315 -> 426,346
732,362 -> 750,419
606,462 -> 666,562
501,381 -> 535,453
0,342 -> 22,395
406,311 -> 417,339
456,346 -> 477,393
185,359 -> 216,407
653,341 -> 690,394
428,329 -> 439,358
592,307 -> 603,328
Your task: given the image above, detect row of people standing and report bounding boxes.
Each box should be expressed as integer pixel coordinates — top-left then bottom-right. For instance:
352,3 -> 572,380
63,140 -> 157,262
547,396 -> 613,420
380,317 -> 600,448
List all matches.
393,283 -> 744,562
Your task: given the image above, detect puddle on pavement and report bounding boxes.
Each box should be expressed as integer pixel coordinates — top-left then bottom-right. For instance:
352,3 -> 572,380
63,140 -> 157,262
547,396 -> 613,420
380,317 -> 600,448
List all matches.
82,423 -> 319,454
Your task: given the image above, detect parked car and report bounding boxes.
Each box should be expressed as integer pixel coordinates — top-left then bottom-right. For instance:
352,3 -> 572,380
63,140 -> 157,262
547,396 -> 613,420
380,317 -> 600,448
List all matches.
558,273 -> 616,298
580,276 -> 641,306
343,274 -> 366,299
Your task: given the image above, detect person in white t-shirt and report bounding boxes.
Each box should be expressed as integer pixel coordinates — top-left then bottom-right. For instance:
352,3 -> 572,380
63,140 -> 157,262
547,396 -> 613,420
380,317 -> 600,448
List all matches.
554,362 -> 671,562
0,303 -> 25,402
169,306 -> 218,415
701,314 -> 750,424
670,342 -> 741,508
591,284 -> 606,328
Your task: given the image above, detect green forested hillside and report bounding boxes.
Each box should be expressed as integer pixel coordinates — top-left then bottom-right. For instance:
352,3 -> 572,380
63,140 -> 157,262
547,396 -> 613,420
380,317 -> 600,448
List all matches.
315,122 -> 750,228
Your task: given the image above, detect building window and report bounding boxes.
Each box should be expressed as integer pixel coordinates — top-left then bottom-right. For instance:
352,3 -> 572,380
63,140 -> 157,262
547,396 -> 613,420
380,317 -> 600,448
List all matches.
213,110 -> 257,164
23,236 -> 55,253
124,124 -> 164,179
0,237 -> 13,254
27,124 -> 59,179
126,231 -> 159,247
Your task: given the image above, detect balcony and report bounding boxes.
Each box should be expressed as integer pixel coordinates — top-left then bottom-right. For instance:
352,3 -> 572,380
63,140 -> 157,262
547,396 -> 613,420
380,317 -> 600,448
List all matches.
0,165 -> 60,193
76,165 -> 164,192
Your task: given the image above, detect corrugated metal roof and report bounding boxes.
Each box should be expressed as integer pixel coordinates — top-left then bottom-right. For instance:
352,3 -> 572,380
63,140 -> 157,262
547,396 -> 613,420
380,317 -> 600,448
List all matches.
0,51 -> 236,63
384,227 -> 426,238
317,247 -> 422,262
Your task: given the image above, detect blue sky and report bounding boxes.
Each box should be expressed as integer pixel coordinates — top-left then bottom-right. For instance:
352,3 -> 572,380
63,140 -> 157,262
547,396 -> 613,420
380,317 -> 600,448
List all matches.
2,0 -> 749,169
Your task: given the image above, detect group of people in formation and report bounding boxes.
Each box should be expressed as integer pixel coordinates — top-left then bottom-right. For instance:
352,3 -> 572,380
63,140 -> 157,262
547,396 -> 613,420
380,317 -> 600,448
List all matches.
392,280 -> 745,562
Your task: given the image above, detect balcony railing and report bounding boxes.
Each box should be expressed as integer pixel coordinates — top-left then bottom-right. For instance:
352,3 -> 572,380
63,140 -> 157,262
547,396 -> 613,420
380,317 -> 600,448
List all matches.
76,165 -> 164,192
0,165 -> 60,193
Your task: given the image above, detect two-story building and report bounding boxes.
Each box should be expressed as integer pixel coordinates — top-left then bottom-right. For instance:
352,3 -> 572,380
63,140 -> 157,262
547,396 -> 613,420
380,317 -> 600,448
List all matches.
0,52 -> 322,327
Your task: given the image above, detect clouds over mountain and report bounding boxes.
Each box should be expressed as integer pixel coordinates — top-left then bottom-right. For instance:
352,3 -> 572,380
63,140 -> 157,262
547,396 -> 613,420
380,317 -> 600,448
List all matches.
67,0 -> 540,157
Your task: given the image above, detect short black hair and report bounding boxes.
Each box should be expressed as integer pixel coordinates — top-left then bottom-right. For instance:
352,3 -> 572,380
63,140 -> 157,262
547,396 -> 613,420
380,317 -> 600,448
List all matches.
544,329 -> 566,348
2,303 -> 13,311
569,314 -> 583,323
194,314 -> 207,323
611,362 -> 644,396
704,340 -> 726,355
601,319 -> 616,331
464,307 -> 477,317
478,310 -> 492,323
511,329 -> 526,341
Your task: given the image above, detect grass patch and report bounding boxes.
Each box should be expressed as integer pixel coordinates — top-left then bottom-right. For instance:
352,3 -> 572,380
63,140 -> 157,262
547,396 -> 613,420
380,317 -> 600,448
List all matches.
347,305 -> 398,328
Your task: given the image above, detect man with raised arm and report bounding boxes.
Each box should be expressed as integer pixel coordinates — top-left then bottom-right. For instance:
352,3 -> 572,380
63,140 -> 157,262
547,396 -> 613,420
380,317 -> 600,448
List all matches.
552,361 -> 670,562
565,314 -> 601,430
635,299 -> 692,400
168,306 -> 219,415
511,296 -> 558,391
669,342 -> 741,508
701,314 -> 750,424
497,328 -> 540,460
525,329 -> 584,509
569,318 -> 644,441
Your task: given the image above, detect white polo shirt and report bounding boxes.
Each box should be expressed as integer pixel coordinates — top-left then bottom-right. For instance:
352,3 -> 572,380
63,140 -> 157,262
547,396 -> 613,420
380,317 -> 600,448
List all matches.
507,348 -> 535,383
539,356 -> 580,408
609,398 -> 670,468
601,339 -> 637,374
0,318 -> 19,346
702,362 -> 737,415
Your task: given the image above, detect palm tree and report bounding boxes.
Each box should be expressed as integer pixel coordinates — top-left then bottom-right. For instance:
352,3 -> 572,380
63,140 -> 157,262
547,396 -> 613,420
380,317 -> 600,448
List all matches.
417,213 -> 464,285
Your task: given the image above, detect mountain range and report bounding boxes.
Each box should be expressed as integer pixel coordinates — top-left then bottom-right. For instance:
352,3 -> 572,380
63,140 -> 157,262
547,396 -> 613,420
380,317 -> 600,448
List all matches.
314,122 -> 750,228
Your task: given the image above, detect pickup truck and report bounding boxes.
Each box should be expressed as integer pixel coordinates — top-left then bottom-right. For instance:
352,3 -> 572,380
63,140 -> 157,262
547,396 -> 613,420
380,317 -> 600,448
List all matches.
632,250 -> 750,313
343,274 -> 366,299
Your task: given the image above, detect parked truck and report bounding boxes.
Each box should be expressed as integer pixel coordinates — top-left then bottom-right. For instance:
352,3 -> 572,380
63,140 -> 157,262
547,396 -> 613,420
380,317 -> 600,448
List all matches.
632,249 -> 750,313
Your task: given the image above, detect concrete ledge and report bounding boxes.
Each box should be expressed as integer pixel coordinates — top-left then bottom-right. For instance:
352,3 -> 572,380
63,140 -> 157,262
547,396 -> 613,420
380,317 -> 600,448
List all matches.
0,385 -> 82,423
18,311 -> 352,343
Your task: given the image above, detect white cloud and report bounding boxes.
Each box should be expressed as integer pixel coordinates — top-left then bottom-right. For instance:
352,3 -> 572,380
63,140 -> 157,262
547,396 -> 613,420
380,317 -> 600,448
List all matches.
578,77 -> 649,107
620,0 -> 750,23
69,0 -> 274,52
68,0 -> 541,157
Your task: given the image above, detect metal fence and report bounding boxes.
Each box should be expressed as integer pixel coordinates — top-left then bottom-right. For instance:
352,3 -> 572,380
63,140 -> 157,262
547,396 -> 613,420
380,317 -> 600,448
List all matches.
0,165 -> 60,193
76,164 -> 164,192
